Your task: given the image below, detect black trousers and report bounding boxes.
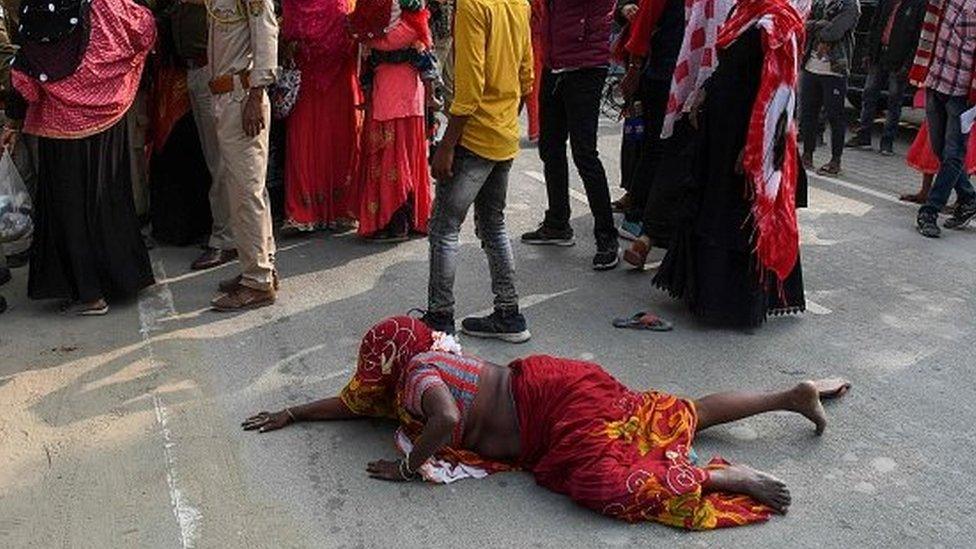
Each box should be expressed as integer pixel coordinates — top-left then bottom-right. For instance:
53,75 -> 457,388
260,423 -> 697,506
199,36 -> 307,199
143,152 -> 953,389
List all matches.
799,70 -> 848,162
539,67 -> 617,244
624,76 -> 671,223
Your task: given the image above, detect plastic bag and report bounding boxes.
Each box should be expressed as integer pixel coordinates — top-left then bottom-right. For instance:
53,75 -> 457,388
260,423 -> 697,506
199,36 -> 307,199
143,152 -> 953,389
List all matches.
270,67 -> 301,120
0,150 -> 32,244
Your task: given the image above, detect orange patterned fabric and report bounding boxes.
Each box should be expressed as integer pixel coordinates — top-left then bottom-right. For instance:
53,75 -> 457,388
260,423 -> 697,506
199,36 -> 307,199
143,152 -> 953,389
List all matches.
511,355 -> 772,530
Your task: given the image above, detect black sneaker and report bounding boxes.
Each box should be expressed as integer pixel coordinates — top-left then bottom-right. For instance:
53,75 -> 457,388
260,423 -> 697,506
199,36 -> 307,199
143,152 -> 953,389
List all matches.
419,310 -> 456,334
917,210 -> 941,238
845,134 -> 871,149
944,199 -> 976,230
461,310 -> 531,343
593,239 -> 619,271
521,224 -> 575,246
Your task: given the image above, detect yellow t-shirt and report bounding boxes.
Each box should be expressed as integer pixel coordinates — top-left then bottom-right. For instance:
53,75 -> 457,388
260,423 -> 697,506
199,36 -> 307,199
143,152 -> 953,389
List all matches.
450,0 -> 533,162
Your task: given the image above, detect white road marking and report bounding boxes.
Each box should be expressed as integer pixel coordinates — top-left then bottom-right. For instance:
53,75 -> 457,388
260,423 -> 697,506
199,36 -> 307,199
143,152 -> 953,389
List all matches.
805,298 -> 832,315
139,261 -> 201,548
809,173 -> 910,208
156,240 -> 315,286
465,288 -> 577,320
153,394 -> 202,549
523,170 -> 590,206
806,186 -> 874,217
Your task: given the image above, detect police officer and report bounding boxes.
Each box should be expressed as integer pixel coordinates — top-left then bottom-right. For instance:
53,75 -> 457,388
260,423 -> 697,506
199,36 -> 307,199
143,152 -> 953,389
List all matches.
206,0 -> 279,311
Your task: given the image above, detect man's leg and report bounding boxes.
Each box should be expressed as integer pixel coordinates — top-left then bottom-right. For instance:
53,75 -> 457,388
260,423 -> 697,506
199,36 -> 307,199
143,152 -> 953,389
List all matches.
694,379 -> 850,436
462,157 -> 531,342
188,67 -> 235,253
212,92 -> 276,308
427,147 -> 493,324
923,92 -> 969,214
799,71 -> 824,163
824,75 -> 848,166
624,77 -> 670,227
880,69 -> 907,153
538,69 -> 572,231
852,64 -> 883,146
474,159 -> 518,314
564,68 -> 616,244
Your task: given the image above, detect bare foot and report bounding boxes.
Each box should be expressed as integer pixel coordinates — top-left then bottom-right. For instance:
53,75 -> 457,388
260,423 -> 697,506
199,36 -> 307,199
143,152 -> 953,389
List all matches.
789,381 -> 828,435
709,465 -> 791,514
811,377 -> 851,400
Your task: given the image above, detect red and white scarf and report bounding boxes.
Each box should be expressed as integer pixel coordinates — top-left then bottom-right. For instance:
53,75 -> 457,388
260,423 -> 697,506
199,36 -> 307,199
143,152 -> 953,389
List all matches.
716,0 -> 805,282
660,0 -> 735,138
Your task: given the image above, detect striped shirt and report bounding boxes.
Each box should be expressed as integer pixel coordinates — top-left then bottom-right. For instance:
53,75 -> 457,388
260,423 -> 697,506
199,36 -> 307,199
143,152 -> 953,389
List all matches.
925,0 -> 976,97
401,351 -> 485,444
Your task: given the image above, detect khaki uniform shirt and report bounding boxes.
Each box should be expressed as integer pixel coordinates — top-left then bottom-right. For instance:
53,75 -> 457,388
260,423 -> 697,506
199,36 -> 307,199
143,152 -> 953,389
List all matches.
207,0 -> 277,88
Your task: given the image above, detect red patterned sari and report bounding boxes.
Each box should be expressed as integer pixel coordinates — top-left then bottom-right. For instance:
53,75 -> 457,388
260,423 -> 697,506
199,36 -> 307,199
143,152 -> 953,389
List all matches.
512,356 -> 772,530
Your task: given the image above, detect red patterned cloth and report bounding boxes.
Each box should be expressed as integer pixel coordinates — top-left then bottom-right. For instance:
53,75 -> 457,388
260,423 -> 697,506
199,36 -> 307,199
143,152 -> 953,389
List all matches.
512,356 -> 772,530
356,115 -> 431,236
909,0 -> 976,103
284,56 -> 362,227
716,0 -> 805,283
148,63 -> 190,154
339,316 -> 435,419
12,0 -> 156,139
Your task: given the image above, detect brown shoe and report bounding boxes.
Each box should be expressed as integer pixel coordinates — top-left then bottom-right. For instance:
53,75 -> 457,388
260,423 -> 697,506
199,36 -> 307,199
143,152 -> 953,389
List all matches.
211,284 -> 276,312
191,248 -> 238,271
218,270 -> 280,293
623,237 -> 652,269
611,193 -> 633,214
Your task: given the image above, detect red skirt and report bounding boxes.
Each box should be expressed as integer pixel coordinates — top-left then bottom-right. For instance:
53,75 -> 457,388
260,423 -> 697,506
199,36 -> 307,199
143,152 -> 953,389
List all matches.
356,114 -> 431,236
511,355 -> 772,530
906,121 -> 976,176
284,61 -> 362,226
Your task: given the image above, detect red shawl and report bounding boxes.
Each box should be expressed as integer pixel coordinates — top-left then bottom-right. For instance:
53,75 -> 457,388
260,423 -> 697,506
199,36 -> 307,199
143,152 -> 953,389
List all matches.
348,0 -> 432,48
717,0 -> 805,282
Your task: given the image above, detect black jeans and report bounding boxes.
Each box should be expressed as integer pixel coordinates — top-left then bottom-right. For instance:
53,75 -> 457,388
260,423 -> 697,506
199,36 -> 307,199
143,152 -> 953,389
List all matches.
624,76 -> 671,223
539,67 -> 617,244
800,70 -> 848,162
856,62 -> 909,147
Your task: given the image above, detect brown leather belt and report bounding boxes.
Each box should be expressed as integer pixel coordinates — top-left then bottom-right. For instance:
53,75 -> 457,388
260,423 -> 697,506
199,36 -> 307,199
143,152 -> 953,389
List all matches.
209,70 -> 251,95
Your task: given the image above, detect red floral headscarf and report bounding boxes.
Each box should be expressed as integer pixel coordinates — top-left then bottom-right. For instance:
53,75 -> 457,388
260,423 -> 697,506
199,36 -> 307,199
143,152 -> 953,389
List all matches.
339,316 -> 434,418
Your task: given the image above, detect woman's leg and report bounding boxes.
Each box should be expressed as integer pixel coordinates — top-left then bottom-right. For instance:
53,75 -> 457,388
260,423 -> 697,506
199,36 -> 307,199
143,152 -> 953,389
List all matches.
704,464 -> 792,514
694,378 -> 850,435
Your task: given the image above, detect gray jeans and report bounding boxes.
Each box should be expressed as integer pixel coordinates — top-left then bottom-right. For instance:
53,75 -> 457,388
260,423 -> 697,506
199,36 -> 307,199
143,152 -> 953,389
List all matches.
428,147 -> 518,317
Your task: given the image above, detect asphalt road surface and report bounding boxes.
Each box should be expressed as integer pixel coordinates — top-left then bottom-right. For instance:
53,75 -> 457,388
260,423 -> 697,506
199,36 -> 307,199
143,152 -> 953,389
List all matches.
1,122 -> 974,548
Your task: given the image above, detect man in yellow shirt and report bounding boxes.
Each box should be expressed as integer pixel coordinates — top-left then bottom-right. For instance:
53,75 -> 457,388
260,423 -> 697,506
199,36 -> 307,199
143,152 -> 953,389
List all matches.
425,0 -> 533,343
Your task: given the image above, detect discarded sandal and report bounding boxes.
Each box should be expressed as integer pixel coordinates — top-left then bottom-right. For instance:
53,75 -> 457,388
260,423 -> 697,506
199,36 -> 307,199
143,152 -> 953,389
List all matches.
612,312 -> 674,332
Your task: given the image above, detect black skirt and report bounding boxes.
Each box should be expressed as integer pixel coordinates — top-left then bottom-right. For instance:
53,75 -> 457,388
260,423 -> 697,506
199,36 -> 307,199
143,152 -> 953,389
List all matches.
653,27 -> 804,328
29,117 -> 154,302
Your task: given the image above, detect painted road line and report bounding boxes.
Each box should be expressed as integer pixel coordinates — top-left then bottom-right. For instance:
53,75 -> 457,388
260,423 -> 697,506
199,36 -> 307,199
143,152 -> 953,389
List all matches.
140,261 -> 202,548
157,239 -> 315,286
809,173 -> 910,208
805,298 -> 833,315
524,170 -> 590,206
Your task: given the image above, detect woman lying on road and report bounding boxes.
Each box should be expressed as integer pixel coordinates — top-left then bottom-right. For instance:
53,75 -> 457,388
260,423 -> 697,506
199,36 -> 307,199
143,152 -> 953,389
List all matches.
244,316 -> 850,530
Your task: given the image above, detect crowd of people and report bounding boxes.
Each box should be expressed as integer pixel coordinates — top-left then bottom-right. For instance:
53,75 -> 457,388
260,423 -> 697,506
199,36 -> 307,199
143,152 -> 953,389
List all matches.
0,0 -> 972,328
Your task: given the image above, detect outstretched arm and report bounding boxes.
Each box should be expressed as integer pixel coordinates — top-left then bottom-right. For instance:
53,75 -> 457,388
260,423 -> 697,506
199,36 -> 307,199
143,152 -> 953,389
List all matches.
242,396 -> 360,433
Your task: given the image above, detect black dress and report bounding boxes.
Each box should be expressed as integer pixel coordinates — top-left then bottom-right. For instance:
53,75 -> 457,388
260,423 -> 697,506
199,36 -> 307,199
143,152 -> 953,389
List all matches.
653,27 -> 805,328
29,118 -> 155,302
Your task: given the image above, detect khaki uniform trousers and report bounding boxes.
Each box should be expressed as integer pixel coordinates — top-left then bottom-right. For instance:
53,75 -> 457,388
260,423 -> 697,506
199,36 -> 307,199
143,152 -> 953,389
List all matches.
212,85 -> 275,290
187,65 -> 235,251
